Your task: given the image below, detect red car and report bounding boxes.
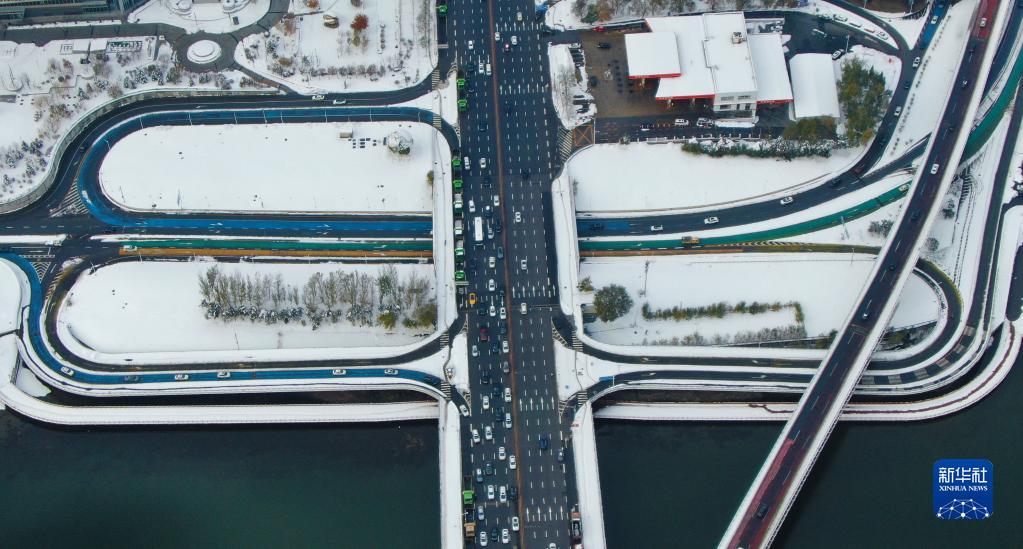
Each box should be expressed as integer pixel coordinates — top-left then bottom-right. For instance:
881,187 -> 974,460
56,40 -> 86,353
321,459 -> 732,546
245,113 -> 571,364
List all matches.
480,327 -> 490,342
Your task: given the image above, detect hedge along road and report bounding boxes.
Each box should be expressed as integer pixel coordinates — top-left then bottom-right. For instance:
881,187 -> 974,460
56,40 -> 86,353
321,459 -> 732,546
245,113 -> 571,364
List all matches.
73,105 -> 459,236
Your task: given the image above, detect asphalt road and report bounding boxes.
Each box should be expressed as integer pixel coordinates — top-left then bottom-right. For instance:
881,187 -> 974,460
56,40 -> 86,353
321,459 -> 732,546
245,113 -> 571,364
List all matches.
450,1 -> 579,547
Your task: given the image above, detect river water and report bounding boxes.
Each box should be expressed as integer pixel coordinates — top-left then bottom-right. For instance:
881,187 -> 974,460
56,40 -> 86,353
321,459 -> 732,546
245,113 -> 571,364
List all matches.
596,353 -> 1023,548
1,355 -> 1019,549
0,417 -> 439,549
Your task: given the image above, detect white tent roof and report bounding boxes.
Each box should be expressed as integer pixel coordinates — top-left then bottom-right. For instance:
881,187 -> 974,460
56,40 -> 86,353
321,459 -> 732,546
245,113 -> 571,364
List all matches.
789,54 -> 840,118
750,34 -> 793,103
625,32 -> 681,78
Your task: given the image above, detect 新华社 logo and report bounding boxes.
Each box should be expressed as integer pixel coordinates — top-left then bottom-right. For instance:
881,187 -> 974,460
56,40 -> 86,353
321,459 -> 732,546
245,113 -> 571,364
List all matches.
933,459 -> 993,519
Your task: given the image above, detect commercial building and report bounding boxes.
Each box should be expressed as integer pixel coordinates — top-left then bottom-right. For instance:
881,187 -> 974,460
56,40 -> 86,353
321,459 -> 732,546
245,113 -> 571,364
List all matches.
624,12 -> 793,117
0,0 -> 148,24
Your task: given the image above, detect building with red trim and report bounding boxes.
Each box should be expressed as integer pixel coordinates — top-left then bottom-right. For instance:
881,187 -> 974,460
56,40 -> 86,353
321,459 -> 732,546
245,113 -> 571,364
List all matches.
624,12 -> 793,117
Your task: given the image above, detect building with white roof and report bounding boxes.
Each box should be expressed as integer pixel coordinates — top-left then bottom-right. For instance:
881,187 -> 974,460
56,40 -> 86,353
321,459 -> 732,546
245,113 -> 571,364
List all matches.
625,12 -> 793,116
789,54 -> 840,119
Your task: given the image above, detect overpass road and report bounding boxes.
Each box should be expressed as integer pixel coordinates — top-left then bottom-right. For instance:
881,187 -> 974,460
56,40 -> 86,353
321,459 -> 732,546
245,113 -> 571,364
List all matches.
722,0 -> 1005,547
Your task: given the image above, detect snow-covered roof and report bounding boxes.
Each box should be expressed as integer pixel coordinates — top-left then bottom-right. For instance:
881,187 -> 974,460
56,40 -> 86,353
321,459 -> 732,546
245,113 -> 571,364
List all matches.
749,34 -> 793,103
647,16 -> 715,99
625,32 -> 681,78
701,12 -> 756,96
790,54 -> 840,118
648,13 -> 761,100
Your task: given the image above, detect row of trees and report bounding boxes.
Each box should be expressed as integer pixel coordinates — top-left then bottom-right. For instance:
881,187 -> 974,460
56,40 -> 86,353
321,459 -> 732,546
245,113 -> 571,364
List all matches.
197,265 -> 437,331
681,137 -> 842,160
641,300 -> 804,323
648,323 -> 808,346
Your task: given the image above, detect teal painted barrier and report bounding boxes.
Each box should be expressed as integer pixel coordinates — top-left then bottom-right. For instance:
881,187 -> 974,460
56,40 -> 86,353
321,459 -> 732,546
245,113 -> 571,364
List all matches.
965,37 -> 1023,158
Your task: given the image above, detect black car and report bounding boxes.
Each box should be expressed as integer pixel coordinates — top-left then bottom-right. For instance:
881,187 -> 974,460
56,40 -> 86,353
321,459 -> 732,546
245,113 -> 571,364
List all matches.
481,372 -> 491,384
508,486 -> 518,501
485,462 -> 494,475
491,528 -> 499,541
597,42 -> 612,49
497,246 -> 504,259
498,289 -> 505,300
494,219 -> 503,233
588,75 -> 598,87
477,306 -> 486,316
491,343 -> 500,354
499,324 -> 507,336
539,436 -> 549,450
502,360 -> 510,373
479,326 -> 490,342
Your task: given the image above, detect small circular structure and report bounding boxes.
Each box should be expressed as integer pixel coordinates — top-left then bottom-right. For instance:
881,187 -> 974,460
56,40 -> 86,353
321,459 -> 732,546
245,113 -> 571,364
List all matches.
385,130 -> 413,155
186,40 -> 223,65
166,0 -> 193,15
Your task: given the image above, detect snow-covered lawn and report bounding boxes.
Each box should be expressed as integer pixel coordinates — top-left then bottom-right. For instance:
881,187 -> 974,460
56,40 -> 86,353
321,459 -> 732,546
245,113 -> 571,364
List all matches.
236,0 -> 437,93
841,45 -> 900,93
129,0 -> 271,34
869,10 -> 928,46
879,0 -> 977,165
578,254 -> 940,347
99,121 -> 442,214
0,36 -> 265,206
57,260 -> 438,361
570,141 -> 863,215
548,44 -> 595,129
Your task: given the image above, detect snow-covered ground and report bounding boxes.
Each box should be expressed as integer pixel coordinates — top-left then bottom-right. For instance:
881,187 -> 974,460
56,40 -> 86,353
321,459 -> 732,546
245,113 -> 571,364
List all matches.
548,44 -> 595,129
570,141 -> 863,215
236,0 -> 437,94
99,121 -> 442,214
578,254 -> 940,347
0,36 -> 266,206
56,259 -> 439,363
129,0 -> 271,35
878,0 -> 977,166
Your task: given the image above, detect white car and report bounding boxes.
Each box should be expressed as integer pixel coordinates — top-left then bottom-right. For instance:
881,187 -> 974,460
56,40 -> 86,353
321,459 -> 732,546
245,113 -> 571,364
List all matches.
511,36 -> 518,46
468,199 -> 476,213
489,256 -> 496,268
499,307 -> 507,320
472,345 -> 479,357
520,259 -> 527,271
703,216 -> 719,225
779,196 -> 794,205
520,302 -> 528,315
459,405 -> 470,417
478,62 -> 484,74
488,278 -> 496,291
486,63 -> 492,76
509,455 -> 517,469
311,94 -> 325,100
514,211 -> 522,222
512,516 -> 519,531
480,157 -> 488,169
480,531 -> 488,546
504,413 -> 512,429
489,305 -> 497,317
499,486 -> 507,503
493,194 -> 500,206
504,387 -> 512,402
487,484 -> 495,500
674,118 -> 689,126
501,529 -> 509,543
517,11 -> 523,21
468,40 -> 475,50
472,428 -> 481,444
913,56 -> 921,68
485,426 -> 493,440
495,31 -> 501,41
930,163 -> 940,174
498,446 -> 506,460
502,340 -> 509,353
894,106 -> 902,117
482,395 -> 490,410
